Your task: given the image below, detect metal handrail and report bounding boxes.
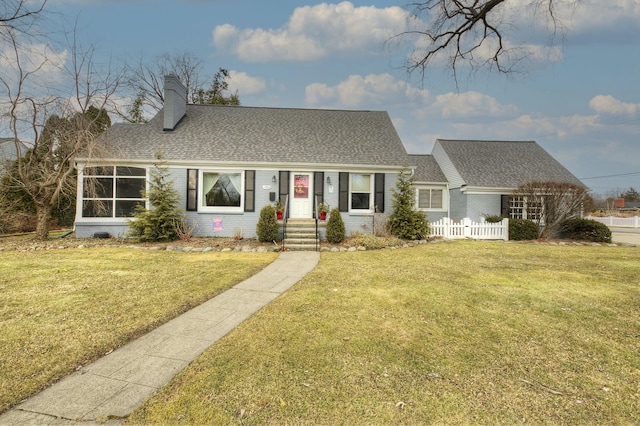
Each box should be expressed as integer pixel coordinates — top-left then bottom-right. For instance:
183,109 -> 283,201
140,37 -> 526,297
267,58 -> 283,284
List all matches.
281,194 -> 289,251
314,195 -> 319,252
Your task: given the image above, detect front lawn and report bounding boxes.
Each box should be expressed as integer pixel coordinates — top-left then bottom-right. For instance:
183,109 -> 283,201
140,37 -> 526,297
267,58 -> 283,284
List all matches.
0,248 -> 277,413
130,241 -> 640,425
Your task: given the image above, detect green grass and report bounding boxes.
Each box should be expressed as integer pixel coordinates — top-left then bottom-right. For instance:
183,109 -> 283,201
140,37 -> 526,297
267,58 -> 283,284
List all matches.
0,248 -> 277,413
129,241 -> 640,425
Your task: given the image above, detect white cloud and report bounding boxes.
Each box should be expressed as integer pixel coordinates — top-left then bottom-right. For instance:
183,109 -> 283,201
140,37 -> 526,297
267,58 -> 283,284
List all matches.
589,95 -> 639,116
452,113 -> 601,140
305,73 -> 429,108
227,70 -> 266,96
430,91 -> 519,119
212,1 -> 409,62
0,41 -> 68,91
555,0 -> 640,40
506,0 -> 640,43
304,73 -> 518,122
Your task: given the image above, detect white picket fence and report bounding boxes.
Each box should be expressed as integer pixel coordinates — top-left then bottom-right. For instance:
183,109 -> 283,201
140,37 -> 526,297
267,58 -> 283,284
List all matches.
584,215 -> 640,228
431,218 -> 509,240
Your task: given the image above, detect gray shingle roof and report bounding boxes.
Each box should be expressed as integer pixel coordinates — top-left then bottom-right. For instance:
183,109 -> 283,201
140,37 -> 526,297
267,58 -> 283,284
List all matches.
99,105 -> 409,167
408,154 -> 447,183
437,139 -> 584,188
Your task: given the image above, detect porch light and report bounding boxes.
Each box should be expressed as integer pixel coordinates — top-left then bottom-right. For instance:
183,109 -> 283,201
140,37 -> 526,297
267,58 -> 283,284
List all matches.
326,176 -> 331,185
272,175 -> 277,183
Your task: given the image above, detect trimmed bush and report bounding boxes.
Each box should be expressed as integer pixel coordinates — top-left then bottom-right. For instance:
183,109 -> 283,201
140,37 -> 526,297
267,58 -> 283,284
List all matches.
509,219 -> 539,241
256,205 -> 279,242
484,215 -> 504,223
559,218 -> 612,243
326,207 -> 346,243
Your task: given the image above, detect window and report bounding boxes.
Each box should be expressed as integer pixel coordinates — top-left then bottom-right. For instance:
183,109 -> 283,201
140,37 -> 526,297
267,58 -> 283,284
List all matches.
82,166 -> 146,218
350,174 -> 372,211
417,188 -> 444,210
509,196 -> 543,220
200,170 -> 243,211
509,196 -> 525,219
339,173 -> 384,213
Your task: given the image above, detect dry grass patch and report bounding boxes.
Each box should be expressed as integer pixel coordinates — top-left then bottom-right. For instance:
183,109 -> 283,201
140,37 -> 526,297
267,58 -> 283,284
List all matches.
130,241 -> 640,425
0,248 -> 277,413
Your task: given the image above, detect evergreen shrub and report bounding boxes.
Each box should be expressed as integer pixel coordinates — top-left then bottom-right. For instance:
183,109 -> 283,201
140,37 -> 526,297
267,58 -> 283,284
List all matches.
256,205 -> 279,242
326,207 -> 345,243
387,168 -> 430,240
559,218 -> 612,243
128,158 -> 181,242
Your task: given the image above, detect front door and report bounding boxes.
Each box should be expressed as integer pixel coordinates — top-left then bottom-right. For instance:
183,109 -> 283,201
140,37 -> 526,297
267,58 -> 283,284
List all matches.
290,172 -> 313,218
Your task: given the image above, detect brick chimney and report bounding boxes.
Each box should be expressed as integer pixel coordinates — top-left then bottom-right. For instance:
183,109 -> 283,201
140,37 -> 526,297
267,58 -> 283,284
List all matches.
163,74 -> 186,131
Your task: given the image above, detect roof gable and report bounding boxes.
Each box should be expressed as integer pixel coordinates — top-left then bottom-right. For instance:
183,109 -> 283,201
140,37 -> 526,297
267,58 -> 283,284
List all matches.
408,154 -> 447,183
99,105 -> 408,168
436,139 -> 584,188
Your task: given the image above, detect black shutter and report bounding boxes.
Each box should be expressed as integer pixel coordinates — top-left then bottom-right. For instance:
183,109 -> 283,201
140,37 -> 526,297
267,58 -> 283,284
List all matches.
279,171 -> 289,217
501,195 -> 509,217
374,173 -> 385,213
186,169 -> 198,211
314,171 -> 324,213
339,172 -> 349,212
244,170 -> 255,212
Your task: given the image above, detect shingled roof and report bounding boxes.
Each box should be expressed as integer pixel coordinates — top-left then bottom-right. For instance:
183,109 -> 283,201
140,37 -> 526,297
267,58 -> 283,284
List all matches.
408,154 -> 447,183
436,139 -> 584,188
98,104 -> 409,168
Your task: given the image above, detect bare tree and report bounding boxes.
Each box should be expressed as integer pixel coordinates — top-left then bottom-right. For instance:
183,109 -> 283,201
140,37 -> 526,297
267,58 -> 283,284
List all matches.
400,0 -> 575,81
0,0 -> 47,42
120,51 -> 239,122
1,29 -> 121,240
512,180 -> 587,239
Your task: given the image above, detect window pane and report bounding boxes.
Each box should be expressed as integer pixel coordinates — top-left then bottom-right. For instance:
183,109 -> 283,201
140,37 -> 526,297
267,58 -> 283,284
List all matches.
82,200 -> 112,217
431,190 -> 443,209
187,190 -> 197,211
510,196 -> 524,219
116,177 -> 145,198
116,166 -> 146,176
293,174 -> 309,199
84,166 -> 114,176
188,169 -> 197,190
351,174 -> 370,192
203,173 -> 241,207
418,189 -> 431,209
351,193 -> 370,210
83,177 -> 113,198
115,200 -> 144,217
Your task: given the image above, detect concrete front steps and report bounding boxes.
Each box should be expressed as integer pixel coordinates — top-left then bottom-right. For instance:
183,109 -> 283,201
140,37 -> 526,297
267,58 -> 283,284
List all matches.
283,219 -> 320,251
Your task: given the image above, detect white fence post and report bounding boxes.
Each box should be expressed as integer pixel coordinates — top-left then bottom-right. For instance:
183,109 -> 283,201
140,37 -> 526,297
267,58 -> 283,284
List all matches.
503,218 -> 509,241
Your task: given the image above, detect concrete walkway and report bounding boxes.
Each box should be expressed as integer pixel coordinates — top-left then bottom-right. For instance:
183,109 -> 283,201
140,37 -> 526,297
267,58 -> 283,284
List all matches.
0,251 -> 320,426
610,227 -> 640,246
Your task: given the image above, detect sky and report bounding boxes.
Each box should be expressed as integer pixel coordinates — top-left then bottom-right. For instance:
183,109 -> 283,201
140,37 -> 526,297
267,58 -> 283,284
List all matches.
6,0 -> 640,196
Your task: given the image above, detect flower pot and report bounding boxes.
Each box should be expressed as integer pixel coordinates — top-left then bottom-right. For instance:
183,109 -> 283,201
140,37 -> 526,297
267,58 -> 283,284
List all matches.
276,211 -> 284,220
319,211 -> 327,220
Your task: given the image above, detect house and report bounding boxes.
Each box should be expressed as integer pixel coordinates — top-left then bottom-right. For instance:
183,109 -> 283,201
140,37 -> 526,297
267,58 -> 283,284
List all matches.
431,139 -> 585,221
73,75 -> 584,240
74,75 -> 408,239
